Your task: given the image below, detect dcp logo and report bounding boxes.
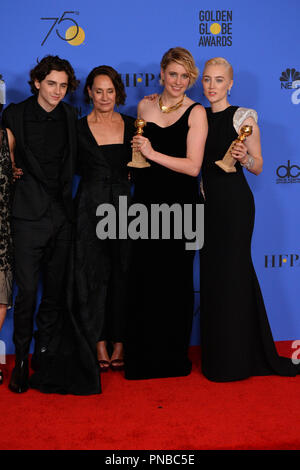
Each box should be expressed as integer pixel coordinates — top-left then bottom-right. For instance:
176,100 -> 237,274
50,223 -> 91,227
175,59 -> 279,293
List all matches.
41,11 -> 85,46
276,160 -> 300,184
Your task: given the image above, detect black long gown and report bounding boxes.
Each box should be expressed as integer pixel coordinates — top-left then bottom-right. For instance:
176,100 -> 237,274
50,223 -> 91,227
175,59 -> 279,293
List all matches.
0,128 -> 13,308
30,114 -> 134,394
124,103 -> 204,380
73,115 -> 134,347
200,106 -> 300,382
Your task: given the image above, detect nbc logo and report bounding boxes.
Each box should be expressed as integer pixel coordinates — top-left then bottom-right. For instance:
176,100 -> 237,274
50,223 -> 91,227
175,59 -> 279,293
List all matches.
279,68 -> 300,104
280,68 -> 300,89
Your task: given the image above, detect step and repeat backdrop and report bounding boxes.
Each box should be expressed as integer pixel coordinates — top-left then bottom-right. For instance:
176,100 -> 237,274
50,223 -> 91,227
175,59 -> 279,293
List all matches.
0,0 -> 299,353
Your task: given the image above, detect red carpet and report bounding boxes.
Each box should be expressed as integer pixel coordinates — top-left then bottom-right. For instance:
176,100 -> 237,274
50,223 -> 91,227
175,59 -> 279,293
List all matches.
0,341 -> 300,450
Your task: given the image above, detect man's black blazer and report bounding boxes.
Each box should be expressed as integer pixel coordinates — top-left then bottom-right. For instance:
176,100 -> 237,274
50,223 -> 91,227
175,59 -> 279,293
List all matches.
2,96 -> 77,221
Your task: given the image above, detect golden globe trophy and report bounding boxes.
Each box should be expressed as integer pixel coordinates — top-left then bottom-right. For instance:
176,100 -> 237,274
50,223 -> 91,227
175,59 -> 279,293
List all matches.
215,125 -> 253,173
127,118 -> 151,168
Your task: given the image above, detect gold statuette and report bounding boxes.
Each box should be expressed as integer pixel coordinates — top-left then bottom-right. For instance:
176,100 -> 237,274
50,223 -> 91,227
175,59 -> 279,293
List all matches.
215,125 -> 253,173
127,118 -> 151,168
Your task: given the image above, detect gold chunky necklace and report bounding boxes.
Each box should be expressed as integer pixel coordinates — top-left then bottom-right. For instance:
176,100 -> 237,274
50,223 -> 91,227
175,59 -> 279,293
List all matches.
158,94 -> 185,113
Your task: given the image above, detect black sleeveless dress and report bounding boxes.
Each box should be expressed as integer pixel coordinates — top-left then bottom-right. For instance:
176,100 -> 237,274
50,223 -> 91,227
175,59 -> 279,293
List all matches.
124,103 -> 204,380
0,128 -> 13,308
73,115 -> 134,347
200,106 -> 300,381
30,114 -> 135,394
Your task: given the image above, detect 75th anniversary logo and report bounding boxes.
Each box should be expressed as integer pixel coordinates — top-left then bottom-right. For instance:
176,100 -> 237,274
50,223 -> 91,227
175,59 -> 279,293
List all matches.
41,11 -> 85,46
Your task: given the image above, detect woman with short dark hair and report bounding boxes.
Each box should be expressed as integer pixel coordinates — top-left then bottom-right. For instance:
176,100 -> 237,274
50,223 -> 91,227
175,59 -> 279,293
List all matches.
76,65 -> 134,371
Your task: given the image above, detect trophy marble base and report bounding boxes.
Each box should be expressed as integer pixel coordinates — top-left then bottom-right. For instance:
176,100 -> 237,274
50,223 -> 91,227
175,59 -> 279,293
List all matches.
215,144 -> 237,173
215,125 -> 253,174
127,161 -> 151,168
127,149 -> 151,168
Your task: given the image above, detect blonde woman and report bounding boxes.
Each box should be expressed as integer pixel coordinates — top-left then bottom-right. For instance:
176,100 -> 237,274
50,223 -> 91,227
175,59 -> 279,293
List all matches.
124,47 -> 208,380
200,57 -> 300,381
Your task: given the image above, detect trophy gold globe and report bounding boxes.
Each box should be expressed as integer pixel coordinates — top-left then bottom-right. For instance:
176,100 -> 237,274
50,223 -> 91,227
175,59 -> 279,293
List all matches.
127,118 -> 151,168
215,125 -> 253,173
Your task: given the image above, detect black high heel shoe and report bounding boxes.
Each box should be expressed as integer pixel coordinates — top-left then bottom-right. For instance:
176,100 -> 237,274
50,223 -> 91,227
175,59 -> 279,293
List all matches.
0,369 -> 3,385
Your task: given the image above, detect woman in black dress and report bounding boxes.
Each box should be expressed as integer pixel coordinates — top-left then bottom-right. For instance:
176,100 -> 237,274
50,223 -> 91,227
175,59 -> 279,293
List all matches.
0,105 -> 14,384
200,57 -> 300,381
124,47 -> 208,380
75,66 -> 134,372
30,66 -> 134,394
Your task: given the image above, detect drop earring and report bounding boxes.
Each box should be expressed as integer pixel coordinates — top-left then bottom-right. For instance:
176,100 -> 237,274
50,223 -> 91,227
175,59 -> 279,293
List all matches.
228,88 -> 231,97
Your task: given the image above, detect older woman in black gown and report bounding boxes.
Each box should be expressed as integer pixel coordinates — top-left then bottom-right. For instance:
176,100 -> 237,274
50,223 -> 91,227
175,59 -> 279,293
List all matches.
75,66 -> 134,372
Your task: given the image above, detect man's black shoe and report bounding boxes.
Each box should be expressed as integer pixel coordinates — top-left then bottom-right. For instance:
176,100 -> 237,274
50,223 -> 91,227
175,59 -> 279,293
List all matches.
9,359 -> 29,393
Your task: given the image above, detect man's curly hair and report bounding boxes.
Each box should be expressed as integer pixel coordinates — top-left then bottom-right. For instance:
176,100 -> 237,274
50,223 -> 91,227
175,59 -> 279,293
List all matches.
28,55 -> 79,94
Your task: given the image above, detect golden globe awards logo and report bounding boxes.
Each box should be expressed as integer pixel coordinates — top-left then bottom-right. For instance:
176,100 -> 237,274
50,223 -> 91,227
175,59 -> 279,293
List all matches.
198,10 -> 232,47
41,11 -> 85,46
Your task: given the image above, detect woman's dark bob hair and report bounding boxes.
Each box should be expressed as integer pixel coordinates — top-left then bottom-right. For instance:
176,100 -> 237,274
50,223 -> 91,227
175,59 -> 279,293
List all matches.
83,65 -> 126,106
28,55 -> 79,95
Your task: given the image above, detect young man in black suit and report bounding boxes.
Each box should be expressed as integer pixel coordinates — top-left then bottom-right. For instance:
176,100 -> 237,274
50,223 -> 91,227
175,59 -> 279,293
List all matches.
2,55 -> 79,393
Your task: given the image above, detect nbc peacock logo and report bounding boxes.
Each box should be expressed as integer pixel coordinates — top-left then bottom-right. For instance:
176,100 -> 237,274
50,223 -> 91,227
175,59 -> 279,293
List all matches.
279,68 -> 300,89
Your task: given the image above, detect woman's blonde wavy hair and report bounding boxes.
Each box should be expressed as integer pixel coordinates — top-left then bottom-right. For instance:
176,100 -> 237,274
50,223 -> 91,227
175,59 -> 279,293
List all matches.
160,47 -> 199,88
